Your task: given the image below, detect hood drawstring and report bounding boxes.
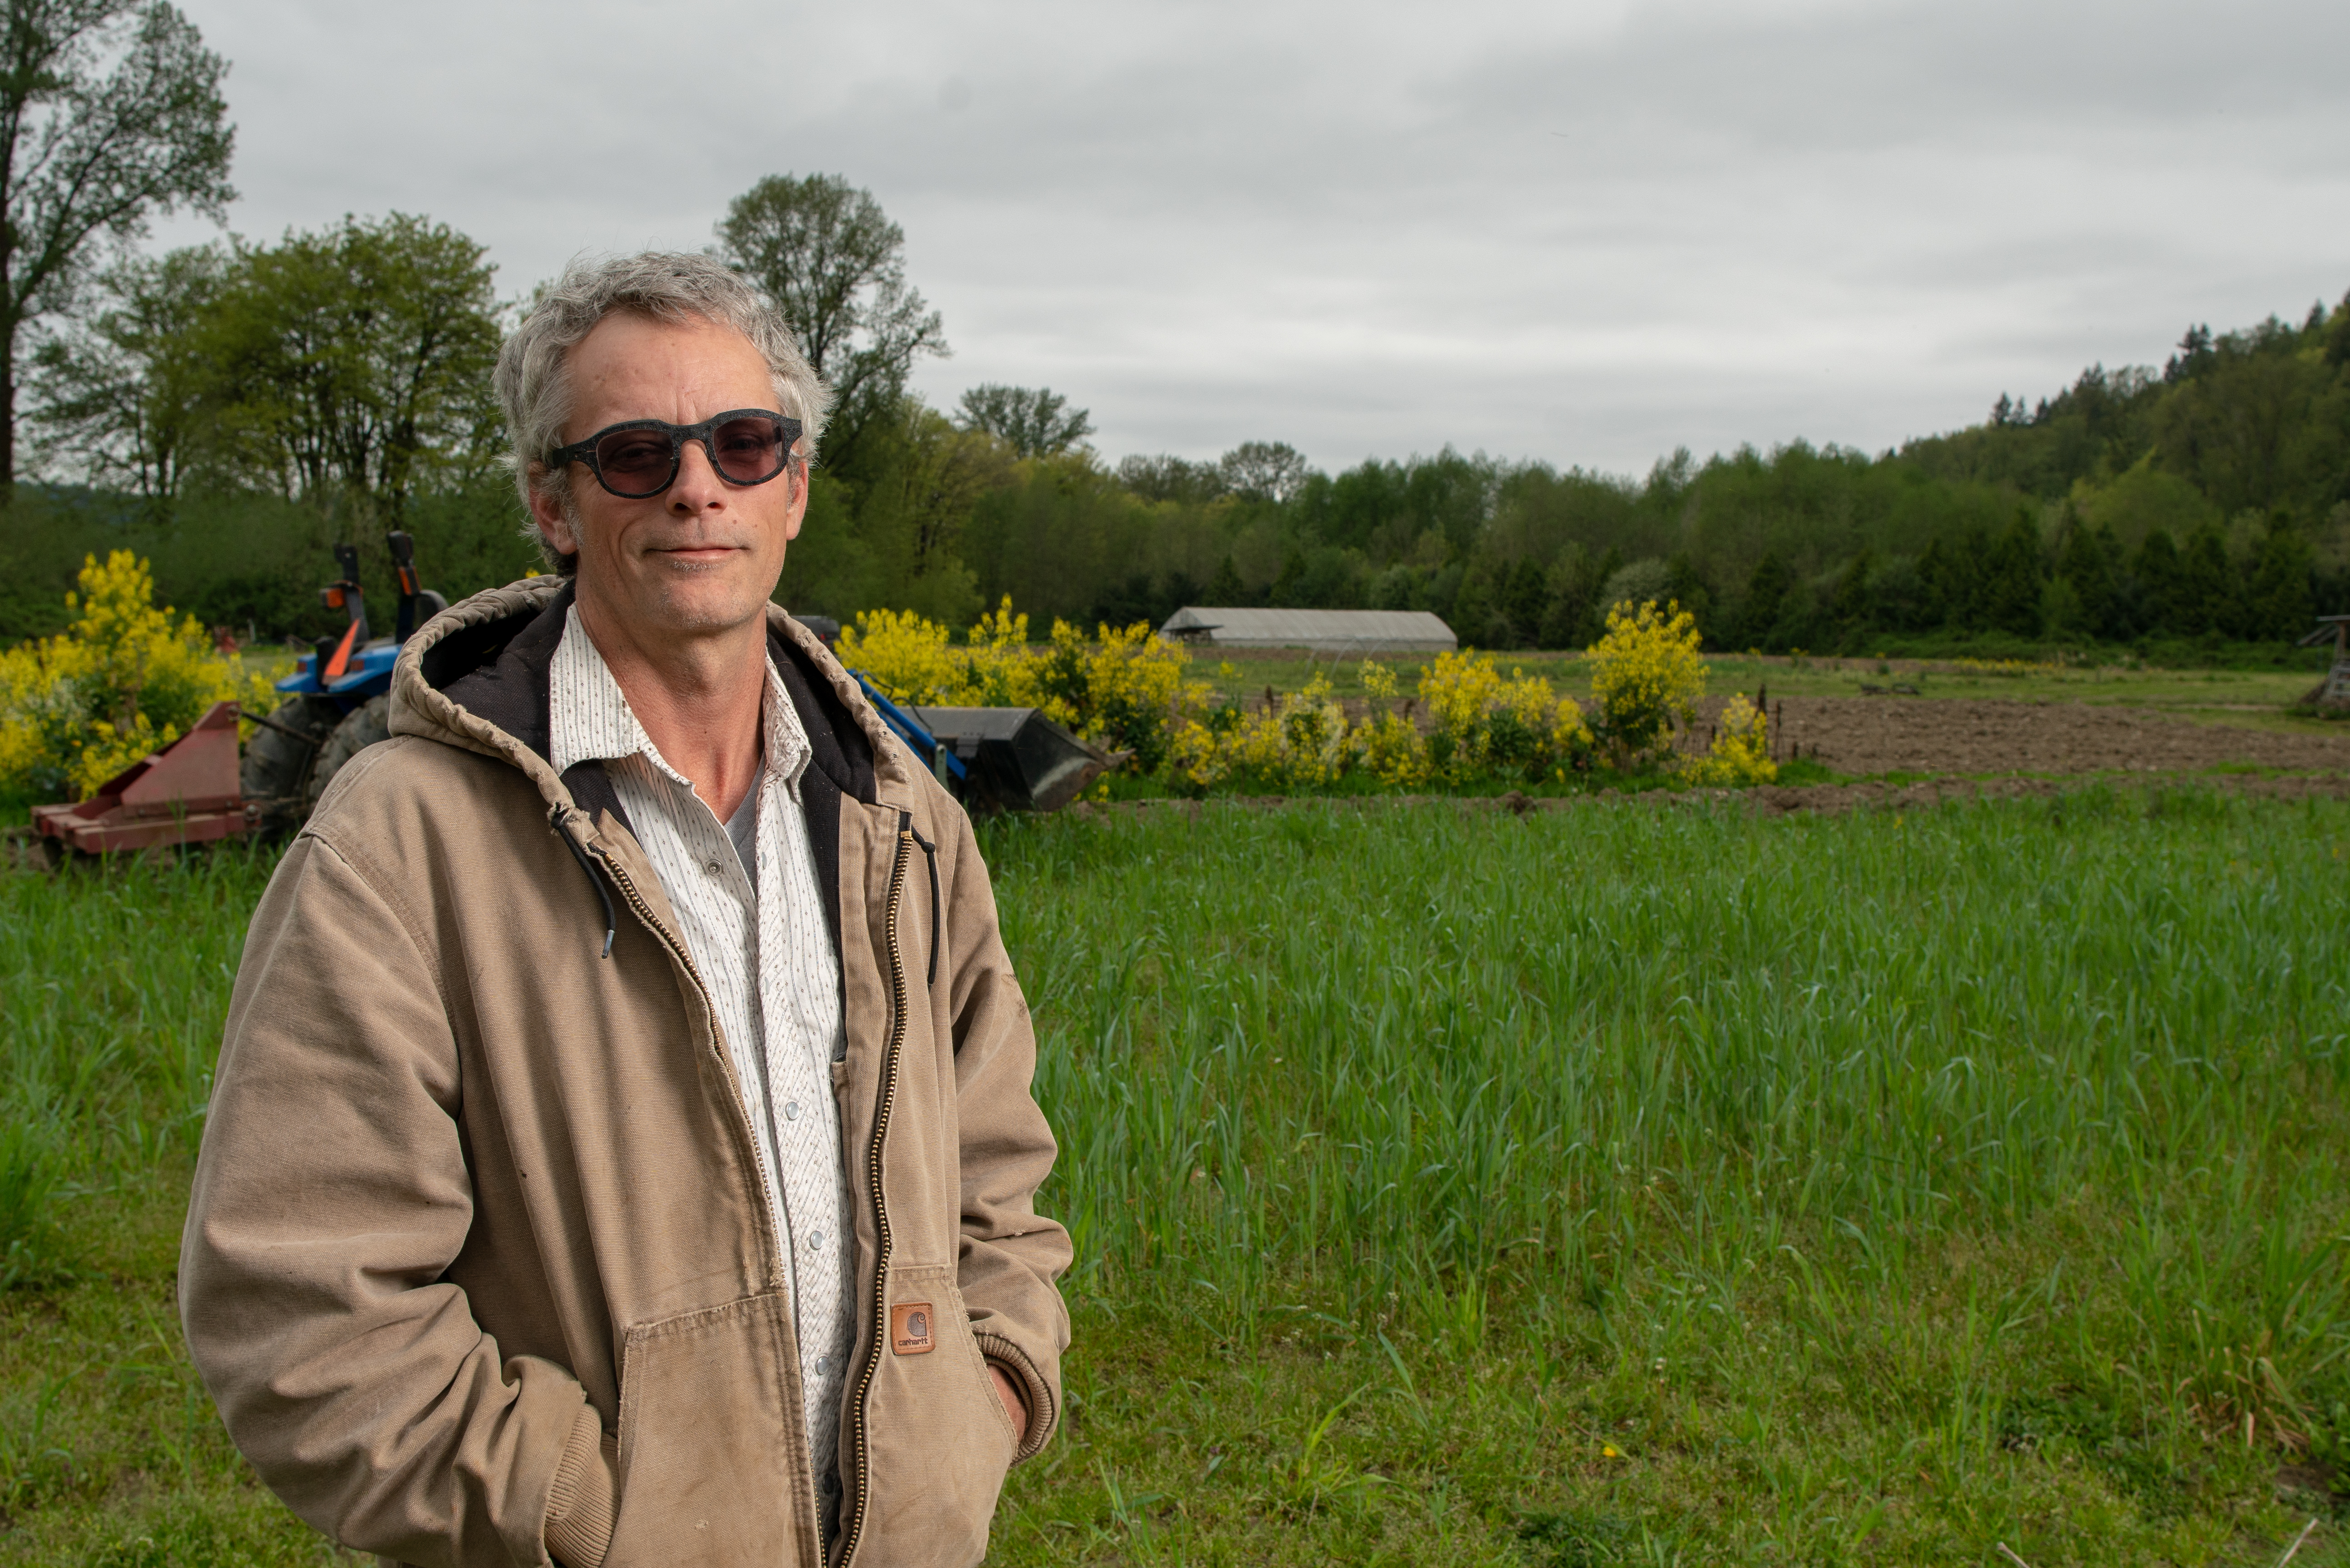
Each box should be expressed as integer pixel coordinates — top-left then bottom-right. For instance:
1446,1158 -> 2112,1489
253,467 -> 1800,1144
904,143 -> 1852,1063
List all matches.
905,815 -> 941,986
551,805 -> 617,959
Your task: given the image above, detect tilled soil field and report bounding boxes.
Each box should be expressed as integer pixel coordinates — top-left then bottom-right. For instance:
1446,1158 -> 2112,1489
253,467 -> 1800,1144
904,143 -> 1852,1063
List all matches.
1753,696 -> 2350,776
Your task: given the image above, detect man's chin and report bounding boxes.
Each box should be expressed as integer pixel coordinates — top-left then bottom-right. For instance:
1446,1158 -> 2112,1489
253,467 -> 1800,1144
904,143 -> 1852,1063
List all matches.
649,577 -> 775,636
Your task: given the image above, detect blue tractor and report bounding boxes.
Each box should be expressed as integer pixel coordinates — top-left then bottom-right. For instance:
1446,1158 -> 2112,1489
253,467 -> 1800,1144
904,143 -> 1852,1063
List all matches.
241,533 -> 446,833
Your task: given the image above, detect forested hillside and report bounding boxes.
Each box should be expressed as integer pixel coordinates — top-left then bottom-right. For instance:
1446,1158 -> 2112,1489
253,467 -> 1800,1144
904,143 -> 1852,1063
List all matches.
1,179 -> 2342,659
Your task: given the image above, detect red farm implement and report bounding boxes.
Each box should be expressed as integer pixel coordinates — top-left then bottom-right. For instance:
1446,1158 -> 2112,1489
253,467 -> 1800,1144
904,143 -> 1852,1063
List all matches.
28,700 -> 256,855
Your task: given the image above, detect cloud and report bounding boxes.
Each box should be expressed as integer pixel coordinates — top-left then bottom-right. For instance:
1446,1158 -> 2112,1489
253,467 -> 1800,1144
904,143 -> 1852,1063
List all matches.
161,0 -> 2350,475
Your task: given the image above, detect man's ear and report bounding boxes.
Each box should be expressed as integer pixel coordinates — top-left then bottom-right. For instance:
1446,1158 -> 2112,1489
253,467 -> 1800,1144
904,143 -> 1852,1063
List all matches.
527,468 -> 581,560
783,459 -> 810,543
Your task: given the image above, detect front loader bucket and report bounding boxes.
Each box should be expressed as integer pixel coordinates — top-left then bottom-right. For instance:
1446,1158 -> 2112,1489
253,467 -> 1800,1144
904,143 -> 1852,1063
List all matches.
911,706 -> 1110,814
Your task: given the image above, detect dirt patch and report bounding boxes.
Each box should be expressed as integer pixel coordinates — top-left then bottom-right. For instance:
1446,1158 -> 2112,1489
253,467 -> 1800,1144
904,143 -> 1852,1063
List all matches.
1757,697 -> 2350,776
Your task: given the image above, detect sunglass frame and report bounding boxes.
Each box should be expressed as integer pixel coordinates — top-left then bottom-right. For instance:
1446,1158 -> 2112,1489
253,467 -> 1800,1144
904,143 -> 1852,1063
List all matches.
547,409 -> 804,499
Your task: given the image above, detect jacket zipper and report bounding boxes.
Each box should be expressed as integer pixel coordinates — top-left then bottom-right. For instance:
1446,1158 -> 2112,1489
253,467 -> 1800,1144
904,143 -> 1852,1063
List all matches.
836,813 -> 915,1567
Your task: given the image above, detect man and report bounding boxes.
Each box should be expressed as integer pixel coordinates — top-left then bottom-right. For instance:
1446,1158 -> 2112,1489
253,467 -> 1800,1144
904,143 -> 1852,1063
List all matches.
181,252 -> 1070,1568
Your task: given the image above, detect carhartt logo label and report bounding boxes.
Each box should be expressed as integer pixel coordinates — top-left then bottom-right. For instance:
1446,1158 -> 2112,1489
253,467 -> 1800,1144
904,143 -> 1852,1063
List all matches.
890,1302 -> 935,1355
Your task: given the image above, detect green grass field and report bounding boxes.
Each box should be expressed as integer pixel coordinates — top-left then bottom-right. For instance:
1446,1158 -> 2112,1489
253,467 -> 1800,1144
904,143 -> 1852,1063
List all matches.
5,790 -> 2350,1563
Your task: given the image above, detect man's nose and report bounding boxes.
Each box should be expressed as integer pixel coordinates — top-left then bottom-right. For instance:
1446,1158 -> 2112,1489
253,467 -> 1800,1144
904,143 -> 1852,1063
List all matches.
667,438 -> 728,510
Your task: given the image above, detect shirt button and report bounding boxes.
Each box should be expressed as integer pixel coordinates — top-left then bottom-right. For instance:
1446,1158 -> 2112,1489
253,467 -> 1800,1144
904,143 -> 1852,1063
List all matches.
814,1356 -> 829,1375
809,1230 -> 826,1250
705,860 -> 722,876
784,1101 -> 802,1121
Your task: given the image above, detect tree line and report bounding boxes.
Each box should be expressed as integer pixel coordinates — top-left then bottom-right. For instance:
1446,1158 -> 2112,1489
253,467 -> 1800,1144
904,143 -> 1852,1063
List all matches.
919,302 -> 2350,660
0,5 -> 2339,661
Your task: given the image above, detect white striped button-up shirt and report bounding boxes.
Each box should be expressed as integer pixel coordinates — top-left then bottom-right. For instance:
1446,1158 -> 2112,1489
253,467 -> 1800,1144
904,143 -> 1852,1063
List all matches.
548,607 -> 854,1498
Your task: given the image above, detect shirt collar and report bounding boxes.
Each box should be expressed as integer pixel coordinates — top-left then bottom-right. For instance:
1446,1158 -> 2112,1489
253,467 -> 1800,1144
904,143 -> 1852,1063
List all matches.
549,604 -> 812,793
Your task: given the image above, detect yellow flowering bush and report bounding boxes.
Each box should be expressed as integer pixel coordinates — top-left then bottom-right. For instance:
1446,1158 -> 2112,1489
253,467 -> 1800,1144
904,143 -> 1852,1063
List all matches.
0,552 -> 283,800
961,598 -> 1048,707
834,607 -> 969,705
1169,673 -> 1351,792
1685,694 -> 1777,786
1491,668 -> 1593,782
1352,709 -> 1429,788
835,598 -> 1196,773
1041,618 -> 1197,772
1351,660 -> 1427,787
1410,648 -> 1504,752
1416,650 -> 1592,783
1169,652 -> 1597,793
1586,599 -> 1705,766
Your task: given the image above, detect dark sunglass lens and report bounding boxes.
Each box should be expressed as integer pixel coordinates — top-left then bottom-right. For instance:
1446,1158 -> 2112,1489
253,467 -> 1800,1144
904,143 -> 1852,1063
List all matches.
594,430 -> 676,493
711,417 -> 788,483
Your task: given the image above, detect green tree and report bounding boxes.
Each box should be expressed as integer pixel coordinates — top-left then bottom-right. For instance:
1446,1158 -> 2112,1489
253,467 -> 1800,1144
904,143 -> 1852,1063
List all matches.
1982,512 -> 2044,636
954,383 -> 1091,458
1828,547 -> 1872,635
1499,555 -> 1547,645
24,239 -> 224,500
2055,511 -> 2122,640
1739,550 -> 1794,647
1867,555 -> 1933,632
715,173 -> 946,476
1220,441 -> 1310,505
1206,553 -> 1244,605
1117,452 -> 1226,505
2239,514 -> 2314,640
199,213 -> 502,522
2172,521 -> 2234,637
0,0 -> 234,487
1268,547 -> 1306,607
1535,545 -> 1602,649
2153,315 -> 2342,519
1447,561 -> 1496,647
2129,528 -> 2180,631
2040,573 -> 2085,642
1662,550 -> 1712,635
836,401 -> 1010,623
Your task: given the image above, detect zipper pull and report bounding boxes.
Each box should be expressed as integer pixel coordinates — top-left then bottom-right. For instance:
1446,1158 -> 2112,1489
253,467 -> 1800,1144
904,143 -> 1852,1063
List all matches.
551,804 -> 617,959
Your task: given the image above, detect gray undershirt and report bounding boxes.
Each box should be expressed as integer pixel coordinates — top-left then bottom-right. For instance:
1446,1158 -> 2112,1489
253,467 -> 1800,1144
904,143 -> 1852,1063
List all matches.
724,776 -> 759,878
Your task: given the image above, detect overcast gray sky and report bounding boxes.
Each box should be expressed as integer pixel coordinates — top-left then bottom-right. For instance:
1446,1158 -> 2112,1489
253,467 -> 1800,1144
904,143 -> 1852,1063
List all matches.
156,0 -> 2349,477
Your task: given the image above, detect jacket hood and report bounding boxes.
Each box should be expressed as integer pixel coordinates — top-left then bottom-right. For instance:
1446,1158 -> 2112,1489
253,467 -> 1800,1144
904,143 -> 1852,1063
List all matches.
388,576 -> 917,820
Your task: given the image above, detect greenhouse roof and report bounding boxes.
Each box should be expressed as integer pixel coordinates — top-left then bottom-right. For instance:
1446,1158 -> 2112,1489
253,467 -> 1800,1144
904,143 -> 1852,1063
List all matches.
1158,607 -> 1457,653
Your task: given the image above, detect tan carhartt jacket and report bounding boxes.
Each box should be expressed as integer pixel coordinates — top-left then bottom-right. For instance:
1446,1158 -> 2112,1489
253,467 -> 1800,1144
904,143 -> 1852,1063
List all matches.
180,578 -> 1071,1568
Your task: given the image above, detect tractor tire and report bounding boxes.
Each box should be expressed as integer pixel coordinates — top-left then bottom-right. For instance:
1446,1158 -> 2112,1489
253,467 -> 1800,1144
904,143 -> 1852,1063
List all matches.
304,696 -> 393,819
241,695 -> 341,836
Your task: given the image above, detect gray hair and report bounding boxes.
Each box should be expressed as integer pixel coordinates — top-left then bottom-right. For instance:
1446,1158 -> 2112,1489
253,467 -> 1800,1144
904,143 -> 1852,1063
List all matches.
494,251 -> 833,571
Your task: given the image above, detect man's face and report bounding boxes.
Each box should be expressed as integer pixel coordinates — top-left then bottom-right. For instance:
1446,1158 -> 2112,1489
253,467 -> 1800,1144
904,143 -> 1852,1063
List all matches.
529,311 -> 807,645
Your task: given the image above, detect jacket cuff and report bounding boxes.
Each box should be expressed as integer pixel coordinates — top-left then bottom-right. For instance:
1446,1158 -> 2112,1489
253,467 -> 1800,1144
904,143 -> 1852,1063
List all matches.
544,1406 -> 618,1567
976,1331 -> 1057,1462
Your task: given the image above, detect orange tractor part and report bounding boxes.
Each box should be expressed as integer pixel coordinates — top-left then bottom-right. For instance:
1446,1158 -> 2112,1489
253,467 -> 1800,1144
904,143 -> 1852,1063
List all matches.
29,701 -> 256,854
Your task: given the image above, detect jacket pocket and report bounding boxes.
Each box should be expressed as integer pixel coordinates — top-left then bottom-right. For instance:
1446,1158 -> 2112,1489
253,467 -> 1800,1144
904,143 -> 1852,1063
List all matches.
605,1292 -> 819,1568
854,1263 -> 1018,1568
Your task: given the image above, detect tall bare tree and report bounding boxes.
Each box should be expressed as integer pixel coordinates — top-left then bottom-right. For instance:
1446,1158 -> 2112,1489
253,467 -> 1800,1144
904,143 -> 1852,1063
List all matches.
714,173 -> 946,475
0,0 -> 234,489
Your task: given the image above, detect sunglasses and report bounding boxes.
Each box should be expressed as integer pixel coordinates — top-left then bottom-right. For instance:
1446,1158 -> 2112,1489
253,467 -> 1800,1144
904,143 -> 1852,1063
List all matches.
547,410 -> 803,499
